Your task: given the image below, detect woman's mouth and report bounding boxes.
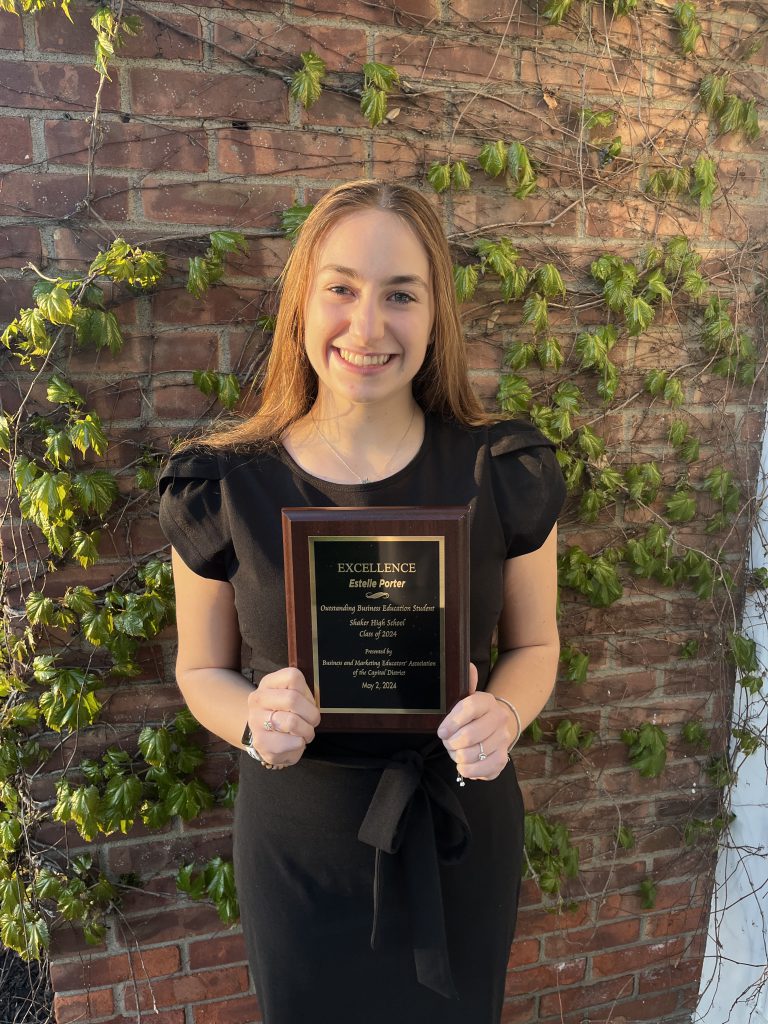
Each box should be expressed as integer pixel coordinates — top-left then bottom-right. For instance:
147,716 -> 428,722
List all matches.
334,347 -> 393,367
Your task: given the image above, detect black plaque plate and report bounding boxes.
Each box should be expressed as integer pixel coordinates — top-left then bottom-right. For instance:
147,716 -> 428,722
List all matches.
282,507 -> 470,731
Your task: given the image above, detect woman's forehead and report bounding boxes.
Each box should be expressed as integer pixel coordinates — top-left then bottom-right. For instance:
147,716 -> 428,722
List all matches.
315,209 -> 431,273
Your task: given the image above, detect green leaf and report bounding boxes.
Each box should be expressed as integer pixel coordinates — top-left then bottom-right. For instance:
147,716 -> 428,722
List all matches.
625,295 -> 655,336
504,340 -> 536,371
289,51 -> 326,109
559,645 -> 589,683
453,264 -> 479,303
542,0 -> 575,25
617,825 -> 635,850
577,425 -> 605,460
43,430 -> 74,469
186,256 -> 210,300
521,293 -> 548,334
216,373 -> 240,410
209,231 -> 248,258
700,74 -> 728,117
25,591 -> 57,626
164,778 -> 214,820
69,414 -> 108,456
666,489 -> 696,522
450,160 -> 471,190
728,632 -> 758,674
478,140 -> 508,178
71,470 -> 118,515
497,374 -> 532,415
360,87 -> 388,128
193,369 -> 218,397
622,722 -> 667,778
690,155 -> 717,209
363,61 -> 399,92
639,878 -> 657,909
427,162 -> 451,194
475,237 -> 519,279
46,373 -> 84,407
100,774 -> 143,833
643,269 -> 672,304
37,285 -> 74,326
536,336 -> 564,370
681,720 -> 708,746
75,309 -> 124,353
0,412 -> 10,452
500,266 -> 529,301
534,264 -> 566,300
507,141 -> 536,198
281,203 -> 314,242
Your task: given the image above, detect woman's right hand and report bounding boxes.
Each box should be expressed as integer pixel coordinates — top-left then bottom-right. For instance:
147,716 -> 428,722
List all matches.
246,667 -> 321,768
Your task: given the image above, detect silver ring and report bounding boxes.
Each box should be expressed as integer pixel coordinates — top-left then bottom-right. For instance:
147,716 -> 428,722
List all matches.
265,709 -> 281,732
478,742 -> 487,762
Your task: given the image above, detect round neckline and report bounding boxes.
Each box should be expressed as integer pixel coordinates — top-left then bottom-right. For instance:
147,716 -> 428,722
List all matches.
278,412 -> 433,492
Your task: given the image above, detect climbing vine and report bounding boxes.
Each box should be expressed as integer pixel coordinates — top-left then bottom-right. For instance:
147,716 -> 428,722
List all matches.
0,6 -> 766,1021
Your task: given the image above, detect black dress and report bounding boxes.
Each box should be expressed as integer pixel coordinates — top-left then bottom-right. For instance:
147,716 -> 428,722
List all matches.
158,413 -> 566,1024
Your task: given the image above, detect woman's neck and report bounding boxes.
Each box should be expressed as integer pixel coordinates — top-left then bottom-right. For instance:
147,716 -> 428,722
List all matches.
284,394 -> 425,484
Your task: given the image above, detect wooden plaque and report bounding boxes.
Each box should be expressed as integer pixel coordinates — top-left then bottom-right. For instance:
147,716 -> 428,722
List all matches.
282,507 -> 470,731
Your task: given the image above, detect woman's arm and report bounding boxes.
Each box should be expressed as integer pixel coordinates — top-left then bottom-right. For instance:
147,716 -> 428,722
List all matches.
437,524 -> 560,780
172,548 -> 320,762
486,523 -> 560,729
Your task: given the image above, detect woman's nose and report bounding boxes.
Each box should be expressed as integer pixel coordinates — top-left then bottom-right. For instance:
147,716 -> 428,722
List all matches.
349,294 -> 384,343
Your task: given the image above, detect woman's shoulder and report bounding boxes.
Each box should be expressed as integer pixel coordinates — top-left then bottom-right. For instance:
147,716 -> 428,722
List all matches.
434,415 -> 556,456
159,442 -> 280,481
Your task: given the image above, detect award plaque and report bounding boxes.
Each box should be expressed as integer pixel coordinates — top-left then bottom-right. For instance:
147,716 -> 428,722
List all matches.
282,507 -> 470,731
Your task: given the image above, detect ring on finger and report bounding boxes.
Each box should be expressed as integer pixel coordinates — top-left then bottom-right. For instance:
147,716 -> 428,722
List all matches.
478,741 -> 488,762
265,709 -> 282,733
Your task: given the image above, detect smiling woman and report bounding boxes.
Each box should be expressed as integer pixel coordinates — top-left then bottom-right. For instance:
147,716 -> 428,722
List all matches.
157,180 -> 566,1023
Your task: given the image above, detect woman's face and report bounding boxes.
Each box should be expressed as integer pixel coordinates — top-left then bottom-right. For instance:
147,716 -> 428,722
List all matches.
302,208 -> 434,412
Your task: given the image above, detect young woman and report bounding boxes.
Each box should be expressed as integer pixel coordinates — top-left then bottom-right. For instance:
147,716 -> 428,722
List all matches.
158,180 -> 565,1023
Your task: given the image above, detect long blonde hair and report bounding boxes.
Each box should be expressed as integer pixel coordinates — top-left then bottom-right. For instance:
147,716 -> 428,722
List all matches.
180,179 -> 494,451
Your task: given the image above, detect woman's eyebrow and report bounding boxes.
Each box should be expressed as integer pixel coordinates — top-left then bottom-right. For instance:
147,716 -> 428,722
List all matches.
319,264 -> 429,289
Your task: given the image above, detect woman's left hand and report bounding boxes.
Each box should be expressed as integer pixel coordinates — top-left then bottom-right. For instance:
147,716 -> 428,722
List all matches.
437,663 -> 517,781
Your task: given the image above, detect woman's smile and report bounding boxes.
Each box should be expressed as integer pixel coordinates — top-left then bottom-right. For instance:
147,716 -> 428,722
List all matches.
332,346 -> 396,369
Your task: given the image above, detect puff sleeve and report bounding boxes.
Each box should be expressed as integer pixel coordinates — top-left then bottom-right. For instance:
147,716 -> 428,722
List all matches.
488,420 -> 566,559
157,450 -> 233,581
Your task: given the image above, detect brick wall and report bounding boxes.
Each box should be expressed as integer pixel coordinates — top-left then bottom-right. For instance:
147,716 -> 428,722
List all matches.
1,1 -> 766,1022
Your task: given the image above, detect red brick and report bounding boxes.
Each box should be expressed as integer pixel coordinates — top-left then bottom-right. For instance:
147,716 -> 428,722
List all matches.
515,902 -> 590,939
124,966 -> 250,1012
0,224 -> 41,267
500,997 -> 537,1024
152,285 -> 265,326
193,994 -> 264,1024
645,906 -> 706,939
544,918 -> 642,959
107,828 -> 232,876
130,67 -> 287,121
592,936 -> 687,978
0,275 -> 32,322
294,0 -> 435,24
152,380 -> 221,420
1,115 -> 33,165
51,946 -> 181,992
1,11 -> 24,48
452,190 -> 579,239
637,955 -> 702,993
605,989 -> 683,1020
0,59 -> 120,112
377,33 -> 517,86
540,975 -> 633,1016
506,937 -> 540,969
45,118 -> 209,173
505,957 -> 586,996
140,178 -> 292,228
53,987 -> 114,1023
36,3 -> 202,60
0,170 -> 127,220
217,126 -> 364,178
117,905 -> 226,946
296,86 -> 363,129
120,11 -> 203,60
214,15 -> 365,72
447,0 -> 540,36
188,934 -> 249,973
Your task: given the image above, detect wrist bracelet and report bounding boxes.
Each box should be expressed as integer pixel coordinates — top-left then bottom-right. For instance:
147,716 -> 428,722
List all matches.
241,722 -> 287,770
493,696 -> 522,753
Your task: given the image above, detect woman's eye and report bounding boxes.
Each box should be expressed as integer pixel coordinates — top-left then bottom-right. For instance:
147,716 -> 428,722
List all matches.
390,292 -> 415,304
328,285 -> 353,296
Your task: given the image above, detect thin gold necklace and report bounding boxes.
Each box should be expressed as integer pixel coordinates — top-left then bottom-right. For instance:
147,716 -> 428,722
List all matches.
311,405 -> 418,484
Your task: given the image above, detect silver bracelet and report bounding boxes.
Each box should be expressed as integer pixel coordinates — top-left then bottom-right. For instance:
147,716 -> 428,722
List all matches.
493,696 -> 523,753
241,722 -> 287,770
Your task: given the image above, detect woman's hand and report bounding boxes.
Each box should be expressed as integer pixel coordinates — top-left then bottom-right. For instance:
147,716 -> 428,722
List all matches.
437,664 -> 518,781
246,667 -> 321,768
